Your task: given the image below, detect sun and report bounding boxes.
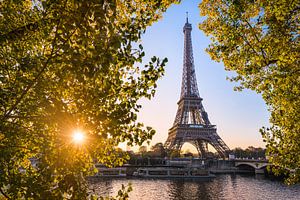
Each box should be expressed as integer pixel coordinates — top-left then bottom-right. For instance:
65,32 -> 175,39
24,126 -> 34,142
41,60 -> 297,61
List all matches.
72,129 -> 85,144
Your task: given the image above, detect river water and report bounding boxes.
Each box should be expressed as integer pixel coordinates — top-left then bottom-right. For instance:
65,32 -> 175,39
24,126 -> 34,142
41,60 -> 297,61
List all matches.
89,175 -> 300,200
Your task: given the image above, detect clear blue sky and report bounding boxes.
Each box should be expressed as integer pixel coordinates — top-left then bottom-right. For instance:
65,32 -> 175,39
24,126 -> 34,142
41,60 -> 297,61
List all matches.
132,0 -> 270,151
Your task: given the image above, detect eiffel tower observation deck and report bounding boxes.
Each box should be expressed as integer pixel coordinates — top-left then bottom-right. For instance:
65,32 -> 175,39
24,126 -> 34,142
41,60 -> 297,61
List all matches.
165,15 -> 230,158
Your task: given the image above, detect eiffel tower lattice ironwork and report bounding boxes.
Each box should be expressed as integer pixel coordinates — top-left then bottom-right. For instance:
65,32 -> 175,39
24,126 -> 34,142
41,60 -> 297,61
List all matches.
165,16 -> 230,158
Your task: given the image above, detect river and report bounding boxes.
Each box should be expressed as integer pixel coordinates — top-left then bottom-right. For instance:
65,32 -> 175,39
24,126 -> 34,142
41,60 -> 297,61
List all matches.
89,174 -> 300,200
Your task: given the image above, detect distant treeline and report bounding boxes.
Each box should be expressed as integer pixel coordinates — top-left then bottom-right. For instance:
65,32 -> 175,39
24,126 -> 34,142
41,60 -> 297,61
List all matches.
125,143 -> 266,161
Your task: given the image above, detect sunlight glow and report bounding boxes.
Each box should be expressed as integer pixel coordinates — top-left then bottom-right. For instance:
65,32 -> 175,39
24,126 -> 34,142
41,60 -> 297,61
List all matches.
72,130 -> 85,144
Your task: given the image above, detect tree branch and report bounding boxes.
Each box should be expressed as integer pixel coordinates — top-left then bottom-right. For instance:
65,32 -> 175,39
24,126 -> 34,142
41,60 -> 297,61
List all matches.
0,187 -> 10,199
0,22 -> 39,43
244,20 -> 269,66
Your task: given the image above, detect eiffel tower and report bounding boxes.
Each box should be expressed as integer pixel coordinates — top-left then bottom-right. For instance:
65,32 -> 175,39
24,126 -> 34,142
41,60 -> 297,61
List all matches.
165,16 -> 230,158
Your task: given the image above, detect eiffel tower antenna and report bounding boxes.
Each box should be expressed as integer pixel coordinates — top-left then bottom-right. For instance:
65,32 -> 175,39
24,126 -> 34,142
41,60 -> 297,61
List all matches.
186,12 -> 188,23
165,17 -> 230,158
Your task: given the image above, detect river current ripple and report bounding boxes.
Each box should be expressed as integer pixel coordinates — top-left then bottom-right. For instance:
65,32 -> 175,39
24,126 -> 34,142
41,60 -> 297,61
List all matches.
89,174 -> 300,200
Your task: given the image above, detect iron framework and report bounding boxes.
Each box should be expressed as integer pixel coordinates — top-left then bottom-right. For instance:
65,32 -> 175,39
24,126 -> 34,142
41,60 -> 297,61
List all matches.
165,17 -> 230,158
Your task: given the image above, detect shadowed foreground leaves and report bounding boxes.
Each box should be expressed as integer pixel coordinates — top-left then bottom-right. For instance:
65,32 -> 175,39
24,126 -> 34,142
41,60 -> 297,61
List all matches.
199,0 -> 299,184
0,0 -> 177,198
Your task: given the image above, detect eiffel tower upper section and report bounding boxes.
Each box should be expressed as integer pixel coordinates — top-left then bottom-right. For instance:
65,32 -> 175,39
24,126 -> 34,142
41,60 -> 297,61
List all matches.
180,17 -> 200,99
172,16 -> 211,127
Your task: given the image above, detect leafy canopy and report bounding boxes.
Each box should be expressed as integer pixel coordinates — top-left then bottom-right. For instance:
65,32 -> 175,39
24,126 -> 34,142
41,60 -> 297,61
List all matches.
199,0 -> 299,184
0,0 -> 176,198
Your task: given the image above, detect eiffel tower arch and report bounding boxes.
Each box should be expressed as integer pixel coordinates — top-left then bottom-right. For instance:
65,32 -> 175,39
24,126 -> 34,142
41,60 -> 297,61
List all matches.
165,16 -> 230,158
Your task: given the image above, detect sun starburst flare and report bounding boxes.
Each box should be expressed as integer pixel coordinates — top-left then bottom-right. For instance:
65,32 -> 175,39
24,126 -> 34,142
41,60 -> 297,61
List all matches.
72,129 -> 85,144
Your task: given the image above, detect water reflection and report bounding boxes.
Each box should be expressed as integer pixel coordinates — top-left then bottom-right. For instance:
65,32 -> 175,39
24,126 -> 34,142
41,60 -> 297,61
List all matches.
168,180 -> 211,200
89,175 -> 300,200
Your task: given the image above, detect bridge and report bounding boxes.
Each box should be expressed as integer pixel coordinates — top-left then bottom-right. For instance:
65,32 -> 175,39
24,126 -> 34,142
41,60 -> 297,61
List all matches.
234,159 -> 270,174
124,158 -> 271,175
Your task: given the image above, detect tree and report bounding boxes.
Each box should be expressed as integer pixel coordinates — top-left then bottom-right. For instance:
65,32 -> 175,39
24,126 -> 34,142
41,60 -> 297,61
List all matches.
0,0 -> 176,198
232,146 -> 266,159
138,146 -> 148,157
150,142 -> 166,157
199,0 -> 299,184
169,149 -> 181,158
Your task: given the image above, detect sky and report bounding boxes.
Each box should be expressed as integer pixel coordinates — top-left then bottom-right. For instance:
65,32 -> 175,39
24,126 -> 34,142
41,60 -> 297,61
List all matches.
129,0 -> 270,152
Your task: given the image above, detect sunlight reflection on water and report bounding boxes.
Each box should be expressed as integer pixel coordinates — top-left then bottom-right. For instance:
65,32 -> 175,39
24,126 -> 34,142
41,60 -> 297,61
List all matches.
89,175 -> 300,200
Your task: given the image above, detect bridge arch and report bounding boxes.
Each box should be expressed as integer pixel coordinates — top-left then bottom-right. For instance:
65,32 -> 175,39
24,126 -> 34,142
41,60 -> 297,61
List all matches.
235,163 -> 256,172
236,163 -> 257,169
235,161 -> 269,169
